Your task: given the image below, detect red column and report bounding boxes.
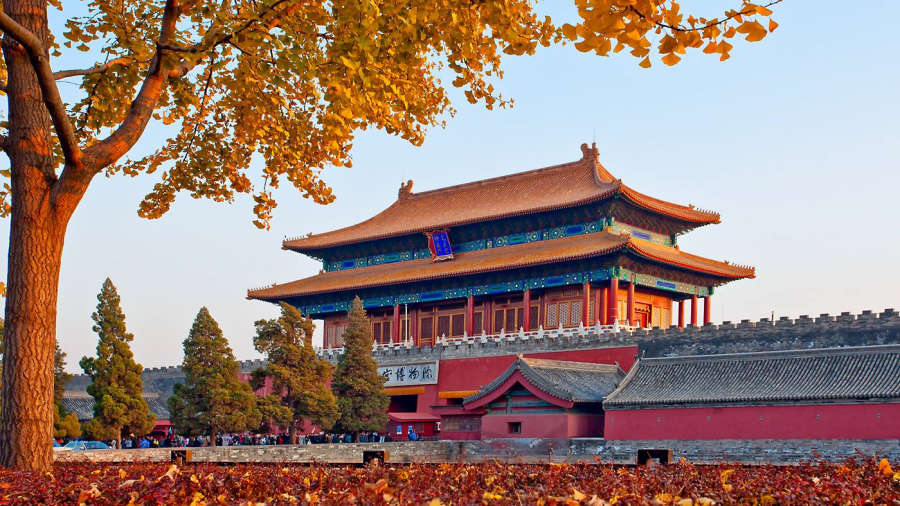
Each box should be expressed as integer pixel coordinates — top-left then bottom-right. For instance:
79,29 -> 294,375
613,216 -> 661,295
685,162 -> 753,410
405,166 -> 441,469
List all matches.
582,281 -> 591,327
392,304 -> 400,342
484,299 -> 493,334
322,320 -> 329,348
607,278 -> 619,323
704,295 -> 712,325
626,282 -> 635,326
466,295 -> 474,336
678,300 -> 685,328
690,294 -> 698,326
523,289 -> 531,332
600,286 -> 608,325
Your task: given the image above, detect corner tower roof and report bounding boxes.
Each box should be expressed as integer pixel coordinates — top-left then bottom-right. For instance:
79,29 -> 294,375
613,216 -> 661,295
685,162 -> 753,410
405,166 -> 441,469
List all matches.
283,144 -> 720,252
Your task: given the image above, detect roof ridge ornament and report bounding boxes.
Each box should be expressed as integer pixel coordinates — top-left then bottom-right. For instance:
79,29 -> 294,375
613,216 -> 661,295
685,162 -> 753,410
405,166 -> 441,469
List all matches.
581,142 -> 618,184
580,142 -> 599,162
398,179 -> 414,199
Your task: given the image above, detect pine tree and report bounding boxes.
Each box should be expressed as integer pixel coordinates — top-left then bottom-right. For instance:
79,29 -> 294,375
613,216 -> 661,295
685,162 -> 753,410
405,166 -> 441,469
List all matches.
168,307 -> 261,445
79,278 -> 154,448
331,297 -> 389,440
52,345 -> 81,439
253,302 -> 339,443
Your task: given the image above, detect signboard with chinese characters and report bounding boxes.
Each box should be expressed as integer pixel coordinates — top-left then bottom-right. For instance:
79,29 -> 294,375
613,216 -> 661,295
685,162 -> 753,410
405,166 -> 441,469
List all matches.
425,230 -> 454,262
378,361 -> 439,387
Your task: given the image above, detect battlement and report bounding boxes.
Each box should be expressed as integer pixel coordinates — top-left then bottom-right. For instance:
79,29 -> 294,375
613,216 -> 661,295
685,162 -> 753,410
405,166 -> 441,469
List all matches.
64,308 -> 899,389
316,307 -> 900,364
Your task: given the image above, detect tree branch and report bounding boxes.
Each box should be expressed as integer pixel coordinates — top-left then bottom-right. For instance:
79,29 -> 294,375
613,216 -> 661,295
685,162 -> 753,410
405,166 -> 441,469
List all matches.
0,11 -> 83,168
53,57 -> 134,80
55,0 -> 184,210
628,0 -> 782,33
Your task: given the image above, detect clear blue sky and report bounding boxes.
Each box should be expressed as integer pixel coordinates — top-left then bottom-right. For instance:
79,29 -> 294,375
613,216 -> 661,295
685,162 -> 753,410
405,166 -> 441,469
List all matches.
4,1 -> 899,371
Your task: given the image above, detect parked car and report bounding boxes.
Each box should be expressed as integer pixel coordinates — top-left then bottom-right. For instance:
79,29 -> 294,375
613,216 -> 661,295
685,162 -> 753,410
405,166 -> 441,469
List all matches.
58,440 -> 111,452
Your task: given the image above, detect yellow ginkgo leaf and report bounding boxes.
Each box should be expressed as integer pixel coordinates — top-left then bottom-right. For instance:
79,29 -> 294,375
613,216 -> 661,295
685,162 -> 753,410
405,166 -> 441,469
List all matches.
661,53 -> 681,66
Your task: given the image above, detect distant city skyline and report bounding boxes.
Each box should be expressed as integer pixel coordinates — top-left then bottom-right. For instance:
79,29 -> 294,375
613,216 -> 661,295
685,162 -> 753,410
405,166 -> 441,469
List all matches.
4,1 -> 898,372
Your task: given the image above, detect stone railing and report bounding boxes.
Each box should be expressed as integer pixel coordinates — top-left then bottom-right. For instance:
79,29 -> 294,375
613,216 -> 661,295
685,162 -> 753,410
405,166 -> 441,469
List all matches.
316,321 -> 641,363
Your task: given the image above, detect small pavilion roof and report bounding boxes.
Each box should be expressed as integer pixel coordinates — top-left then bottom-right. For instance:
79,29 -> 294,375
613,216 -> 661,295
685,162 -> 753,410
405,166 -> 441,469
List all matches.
249,231 -> 754,301
603,345 -> 900,409
463,357 -> 625,409
283,144 -> 720,252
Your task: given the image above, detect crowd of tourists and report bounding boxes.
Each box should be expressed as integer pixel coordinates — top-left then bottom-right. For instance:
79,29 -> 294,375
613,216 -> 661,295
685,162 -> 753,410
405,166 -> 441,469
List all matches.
58,429 -> 425,449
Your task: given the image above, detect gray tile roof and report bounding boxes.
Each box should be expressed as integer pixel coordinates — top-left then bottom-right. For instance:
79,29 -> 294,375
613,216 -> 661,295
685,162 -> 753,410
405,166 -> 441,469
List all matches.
604,344 -> 900,409
62,392 -> 171,421
464,356 -> 625,405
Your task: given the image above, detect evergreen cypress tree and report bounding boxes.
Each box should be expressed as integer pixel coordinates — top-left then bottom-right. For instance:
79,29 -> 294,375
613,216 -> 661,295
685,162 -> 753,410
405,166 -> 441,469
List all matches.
79,278 -> 154,448
331,297 -> 389,440
52,345 -> 81,439
253,302 -> 339,443
168,307 -> 261,445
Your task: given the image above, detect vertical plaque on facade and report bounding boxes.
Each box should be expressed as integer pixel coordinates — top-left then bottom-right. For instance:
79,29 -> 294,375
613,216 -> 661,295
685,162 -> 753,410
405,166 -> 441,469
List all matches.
426,230 -> 454,262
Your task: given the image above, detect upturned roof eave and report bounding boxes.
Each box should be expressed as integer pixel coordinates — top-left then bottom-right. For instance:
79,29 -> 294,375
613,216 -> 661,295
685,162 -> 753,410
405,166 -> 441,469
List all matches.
625,242 -> 756,280
283,185 -> 720,253
282,146 -> 723,253
282,186 -> 621,253
249,239 -> 630,301
249,233 -> 754,302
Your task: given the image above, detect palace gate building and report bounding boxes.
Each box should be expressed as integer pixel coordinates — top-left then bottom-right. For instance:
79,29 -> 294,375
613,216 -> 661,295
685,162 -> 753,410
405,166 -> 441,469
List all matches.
248,143 -> 756,439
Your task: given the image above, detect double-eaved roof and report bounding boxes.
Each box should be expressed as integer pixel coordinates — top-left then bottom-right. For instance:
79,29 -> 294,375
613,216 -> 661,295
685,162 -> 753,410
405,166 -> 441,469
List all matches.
250,231 -> 754,300
604,345 -> 900,409
464,357 -> 626,408
283,143 -> 719,252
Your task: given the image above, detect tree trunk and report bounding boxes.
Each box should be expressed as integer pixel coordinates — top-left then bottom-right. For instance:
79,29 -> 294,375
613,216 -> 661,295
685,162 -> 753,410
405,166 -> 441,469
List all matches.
116,430 -> 122,451
211,428 -> 217,447
288,421 -> 296,447
0,0 -> 78,472
0,182 -> 66,470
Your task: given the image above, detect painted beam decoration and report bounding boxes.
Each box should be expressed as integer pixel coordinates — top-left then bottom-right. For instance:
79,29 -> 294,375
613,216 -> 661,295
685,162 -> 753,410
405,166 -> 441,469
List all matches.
426,230 -> 454,262
379,361 -> 439,387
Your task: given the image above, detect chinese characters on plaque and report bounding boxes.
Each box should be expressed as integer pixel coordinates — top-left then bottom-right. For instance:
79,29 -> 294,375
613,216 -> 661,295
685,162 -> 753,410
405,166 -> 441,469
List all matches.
425,230 -> 454,262
378,361 -> 440,387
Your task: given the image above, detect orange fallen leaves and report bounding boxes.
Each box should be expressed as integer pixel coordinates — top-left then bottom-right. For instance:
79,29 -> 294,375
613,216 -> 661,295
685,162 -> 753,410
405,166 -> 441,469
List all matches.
0,457 -> 895,504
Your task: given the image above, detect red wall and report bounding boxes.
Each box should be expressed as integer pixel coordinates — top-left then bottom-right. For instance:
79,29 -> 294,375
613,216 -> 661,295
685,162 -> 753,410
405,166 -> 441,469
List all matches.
481,413 -> 570,439
568,413 -> 604,437
479,412 -> 604,439
604,403 -> 900,440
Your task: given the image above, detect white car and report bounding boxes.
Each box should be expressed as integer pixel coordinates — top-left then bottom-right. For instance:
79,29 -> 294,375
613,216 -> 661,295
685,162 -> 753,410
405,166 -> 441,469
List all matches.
55,440 -> 111,452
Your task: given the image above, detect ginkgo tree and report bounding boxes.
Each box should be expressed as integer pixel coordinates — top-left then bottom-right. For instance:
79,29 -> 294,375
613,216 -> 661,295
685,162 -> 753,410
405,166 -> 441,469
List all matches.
0,0 -> 779,470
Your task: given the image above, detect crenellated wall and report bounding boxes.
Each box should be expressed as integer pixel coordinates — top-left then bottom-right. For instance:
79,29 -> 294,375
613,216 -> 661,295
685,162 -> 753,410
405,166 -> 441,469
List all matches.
327,307 -> 900,365
65,308 -> 900,400
634,308 -> 900,358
